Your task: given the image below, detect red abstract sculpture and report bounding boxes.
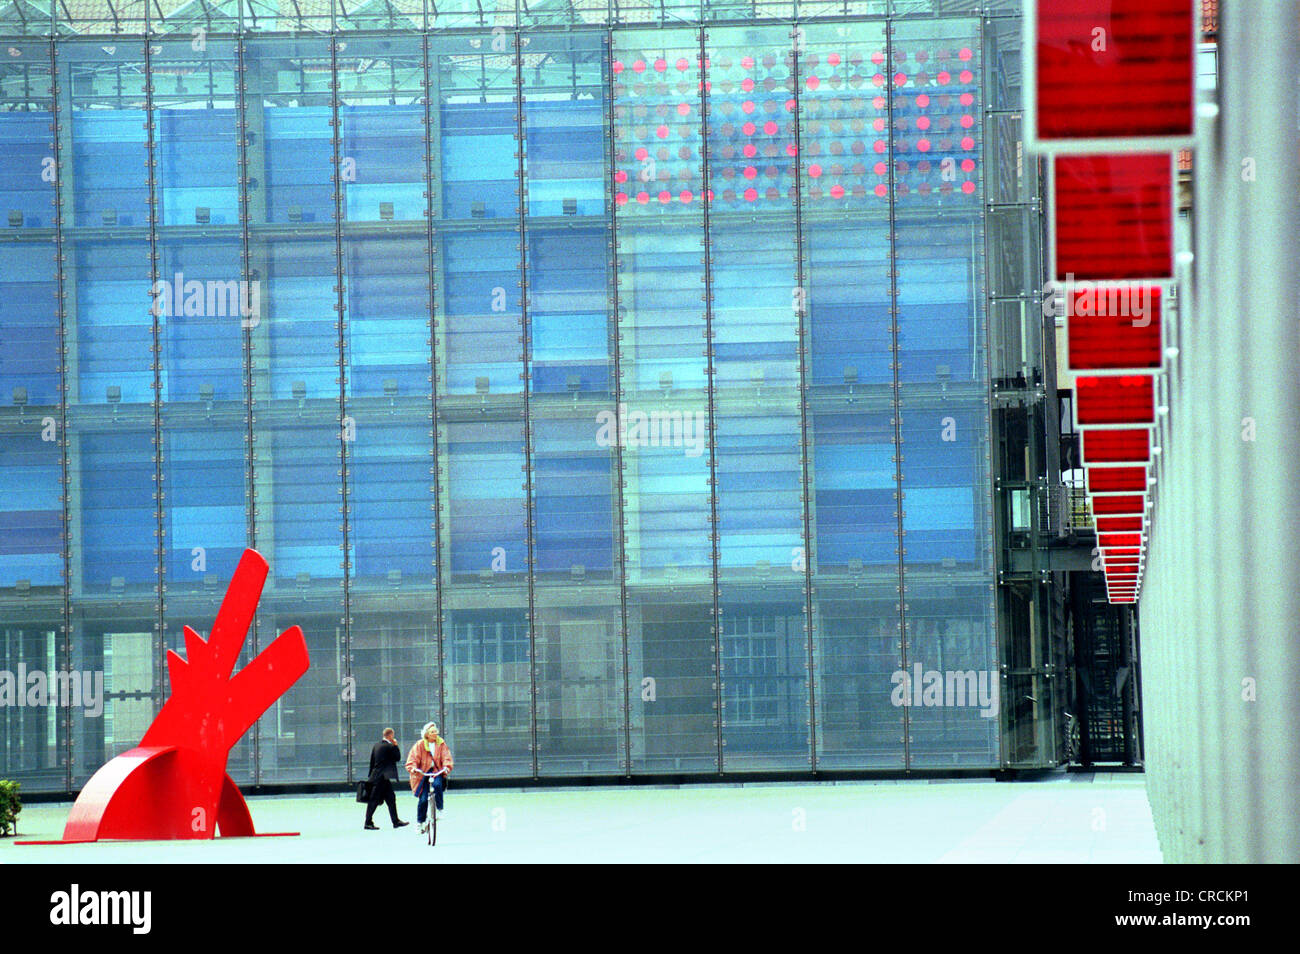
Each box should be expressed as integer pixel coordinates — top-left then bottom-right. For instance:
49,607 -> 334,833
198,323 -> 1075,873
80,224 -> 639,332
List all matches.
61,549 -> 309,841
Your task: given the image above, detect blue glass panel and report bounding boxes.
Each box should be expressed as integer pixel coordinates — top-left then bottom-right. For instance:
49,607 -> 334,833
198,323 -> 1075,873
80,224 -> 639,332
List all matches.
0,112 -> 55,228
349,419 -> 434,579
70,109 -> 150,227
156,109 -> 240,226
532,418 -> 614,575
445,419 -> 528,576
341,105 -> 425,222
527,226 -> 610,394
441,231 -> 523,396
77,429 -> 156,587
807,226 -> 893,387
156,237 -> 246,402
71,238 -> 153,405
0,242 -> 60,407
264,236 -> 339,400
441,103 -> 517,219
162,428 -> 247,582
344,235 -> 429,397
896,221 -> 979,383
265,423 -> 344,579
524,95 -> 604,217
812,414 -> 898,566
263,105 -> 334,224
900,404 -> 982,564
0,431 -> 62,587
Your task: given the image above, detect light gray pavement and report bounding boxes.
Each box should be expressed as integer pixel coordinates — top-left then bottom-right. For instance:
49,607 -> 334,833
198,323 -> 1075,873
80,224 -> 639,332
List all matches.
1,772 -> 1161,864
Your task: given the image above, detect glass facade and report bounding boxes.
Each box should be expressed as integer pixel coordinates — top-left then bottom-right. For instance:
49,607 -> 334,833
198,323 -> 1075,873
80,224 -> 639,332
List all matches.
0,1 -> 1032,791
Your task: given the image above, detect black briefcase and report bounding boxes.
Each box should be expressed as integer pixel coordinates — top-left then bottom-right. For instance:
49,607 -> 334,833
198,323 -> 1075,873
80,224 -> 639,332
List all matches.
355,780 -> 373,803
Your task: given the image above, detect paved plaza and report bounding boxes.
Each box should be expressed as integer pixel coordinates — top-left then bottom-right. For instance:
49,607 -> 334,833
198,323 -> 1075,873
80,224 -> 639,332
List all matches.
3,772 -> 1161,864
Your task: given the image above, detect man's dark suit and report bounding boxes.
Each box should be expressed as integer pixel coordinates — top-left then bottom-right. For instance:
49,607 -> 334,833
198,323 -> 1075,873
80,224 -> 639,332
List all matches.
364,738 -> 402,827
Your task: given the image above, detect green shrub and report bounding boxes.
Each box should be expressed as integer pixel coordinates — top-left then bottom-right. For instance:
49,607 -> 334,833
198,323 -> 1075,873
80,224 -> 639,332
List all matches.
0,780 -> 21,837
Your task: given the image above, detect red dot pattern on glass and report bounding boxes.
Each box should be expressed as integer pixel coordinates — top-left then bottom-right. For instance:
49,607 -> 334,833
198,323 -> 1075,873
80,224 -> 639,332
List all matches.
613,40 -> 978,205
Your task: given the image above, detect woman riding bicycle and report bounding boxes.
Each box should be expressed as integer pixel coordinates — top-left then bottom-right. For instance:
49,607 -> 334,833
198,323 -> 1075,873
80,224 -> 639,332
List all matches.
405,721 -> 453,834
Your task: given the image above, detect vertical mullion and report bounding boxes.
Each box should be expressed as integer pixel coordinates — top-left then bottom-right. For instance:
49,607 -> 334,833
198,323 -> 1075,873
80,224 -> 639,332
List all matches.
978,14 -> 1004,769
789,20 -> 818,775
699,24 -> 723,775
50,36 -> 72,794
514,31 -> 540,779
604,29 -> 634,776
234,33 -> 260,783
142,35 -> 166,734
329,35 -> 353,784
423,32 -> 448,746
882,19 -> 911,769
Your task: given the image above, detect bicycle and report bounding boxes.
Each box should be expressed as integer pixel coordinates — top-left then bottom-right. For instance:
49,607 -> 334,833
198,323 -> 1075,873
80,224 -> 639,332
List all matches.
420,767 -> 448,847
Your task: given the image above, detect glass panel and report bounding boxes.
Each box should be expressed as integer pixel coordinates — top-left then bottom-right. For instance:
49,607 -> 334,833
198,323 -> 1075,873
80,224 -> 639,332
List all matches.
57,38 -> 159,788
532,415 -> 622,775
434,31 -> 534,779
706,23 -> 810,771
894,17 -> 997,768
800,19 -> 905,770
0,616 -> 63,791
245,35 -> 346,784
339,36 -> 426,225
0,41 -> 56,230
67,423 -> 159,786
524,30 -> 624,776
441,416 -> 533,777
0,244 -> 60,410
154,35 -> 251,773
614,27 -> 719,774
337,31 -> 440,775
66,43 -> 150,230
0,424 -> 65,790
983,17 -> 1023,111
986,112 -> 1036,206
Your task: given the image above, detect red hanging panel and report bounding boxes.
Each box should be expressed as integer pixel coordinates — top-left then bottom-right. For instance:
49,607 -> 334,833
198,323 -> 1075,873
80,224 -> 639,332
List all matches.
1082,428 -> 1151,464
1096,515 -> 1145,534
1075,374 -> 1156,426
1067,284 -> 1163,371
1098,531 -> 1144,549
1030,0 -> 1194,146
1088,466 -> 1148,494
1091,494 -> 1145,516
1054,154 -> 1173,281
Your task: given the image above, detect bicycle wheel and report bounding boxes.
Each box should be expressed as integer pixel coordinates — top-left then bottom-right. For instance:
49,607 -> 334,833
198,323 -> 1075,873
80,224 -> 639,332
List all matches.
428,810 -> 437,846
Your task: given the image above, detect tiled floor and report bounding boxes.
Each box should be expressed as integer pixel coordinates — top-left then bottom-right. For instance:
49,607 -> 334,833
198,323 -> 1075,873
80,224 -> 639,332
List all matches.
3,772 -> 1162,864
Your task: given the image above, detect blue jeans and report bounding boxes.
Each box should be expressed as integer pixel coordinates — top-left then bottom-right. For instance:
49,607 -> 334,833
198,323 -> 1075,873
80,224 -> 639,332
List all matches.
416,775 -> 445,824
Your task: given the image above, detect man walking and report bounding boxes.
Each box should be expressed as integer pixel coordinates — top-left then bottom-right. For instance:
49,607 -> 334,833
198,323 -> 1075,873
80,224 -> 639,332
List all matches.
363,728 -> 408,830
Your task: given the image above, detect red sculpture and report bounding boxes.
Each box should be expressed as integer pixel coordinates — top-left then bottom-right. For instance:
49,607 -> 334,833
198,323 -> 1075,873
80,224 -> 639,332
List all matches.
60,549 -> 309,841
